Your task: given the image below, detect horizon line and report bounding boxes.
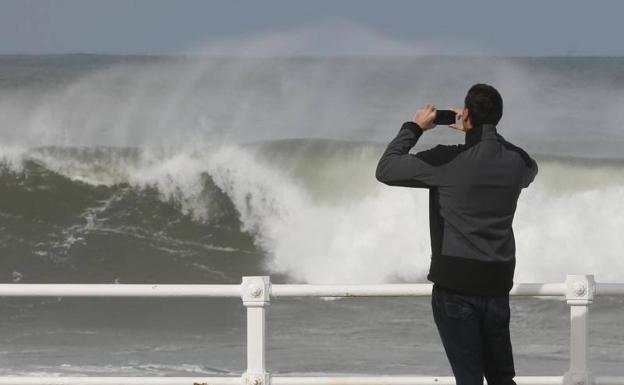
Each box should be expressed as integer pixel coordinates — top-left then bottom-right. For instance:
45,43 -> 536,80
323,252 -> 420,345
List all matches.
1,52 -> 624,59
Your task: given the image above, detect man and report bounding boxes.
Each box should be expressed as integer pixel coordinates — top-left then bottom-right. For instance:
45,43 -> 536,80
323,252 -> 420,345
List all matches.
375,83 -> 538,385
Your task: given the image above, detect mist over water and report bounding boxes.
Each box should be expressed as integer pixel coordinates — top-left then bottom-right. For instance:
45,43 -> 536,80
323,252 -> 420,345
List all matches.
3,37 -> 624,152
1,21 -> 624,376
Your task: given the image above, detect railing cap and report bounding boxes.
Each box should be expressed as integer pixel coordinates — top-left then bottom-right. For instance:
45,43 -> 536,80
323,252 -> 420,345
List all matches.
565,274 -> 595,304
241,276 -> 271,305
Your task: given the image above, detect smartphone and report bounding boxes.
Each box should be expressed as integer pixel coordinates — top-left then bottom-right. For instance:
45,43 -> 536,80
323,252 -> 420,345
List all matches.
433,110 -> 457,125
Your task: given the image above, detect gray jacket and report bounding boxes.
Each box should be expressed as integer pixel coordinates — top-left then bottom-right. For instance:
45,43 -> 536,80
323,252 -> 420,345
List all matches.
376,121 -> 538,295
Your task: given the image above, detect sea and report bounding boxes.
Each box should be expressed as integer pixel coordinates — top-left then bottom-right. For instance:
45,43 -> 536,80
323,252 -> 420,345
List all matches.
0,54 -> 623,377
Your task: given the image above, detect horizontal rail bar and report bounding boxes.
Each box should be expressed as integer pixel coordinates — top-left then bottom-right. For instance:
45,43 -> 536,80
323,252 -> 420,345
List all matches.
270,283 -> 567,297
509,283 -> 566,296
0,284 -> 241,297
270,284 -> 433,297
273,376 -> 566,385
0,377 -> 622,385
0,377 -> 241,385
0,376 -> 555,385
595,283 -> 624,295
0,282 -> 623,298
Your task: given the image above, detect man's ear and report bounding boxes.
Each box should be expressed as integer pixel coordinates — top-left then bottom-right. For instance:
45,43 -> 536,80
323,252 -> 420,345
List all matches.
463,107 -> 473,129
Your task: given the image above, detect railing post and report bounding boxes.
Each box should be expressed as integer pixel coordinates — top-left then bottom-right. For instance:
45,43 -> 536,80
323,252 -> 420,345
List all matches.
563,274 -> 595,385
241,276 -> 271,385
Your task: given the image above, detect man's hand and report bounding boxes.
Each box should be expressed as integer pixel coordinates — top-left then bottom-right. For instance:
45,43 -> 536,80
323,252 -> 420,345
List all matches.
448,107 -> 467,131
412,104 -> 437,130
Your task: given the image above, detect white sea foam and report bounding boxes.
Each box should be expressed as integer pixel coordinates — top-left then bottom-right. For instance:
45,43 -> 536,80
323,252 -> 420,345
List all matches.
205,145 -> 624,285
4,129 -> 624,286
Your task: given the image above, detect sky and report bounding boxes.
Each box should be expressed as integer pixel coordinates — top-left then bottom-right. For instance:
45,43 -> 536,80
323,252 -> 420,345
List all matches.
0,0 -> 623,56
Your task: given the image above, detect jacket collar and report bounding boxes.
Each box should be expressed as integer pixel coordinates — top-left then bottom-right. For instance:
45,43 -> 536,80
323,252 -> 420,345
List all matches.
465,123 -> 498,146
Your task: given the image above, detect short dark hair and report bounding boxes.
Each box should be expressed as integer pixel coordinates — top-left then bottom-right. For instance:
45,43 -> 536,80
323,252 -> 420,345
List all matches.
464,83 -> 503,126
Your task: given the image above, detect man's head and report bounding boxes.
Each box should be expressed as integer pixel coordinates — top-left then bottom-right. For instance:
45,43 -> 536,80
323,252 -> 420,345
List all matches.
460,83 -> 503,130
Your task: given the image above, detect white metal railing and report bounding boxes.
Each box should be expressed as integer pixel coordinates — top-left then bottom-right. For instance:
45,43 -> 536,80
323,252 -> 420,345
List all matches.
0,274 -> 623,385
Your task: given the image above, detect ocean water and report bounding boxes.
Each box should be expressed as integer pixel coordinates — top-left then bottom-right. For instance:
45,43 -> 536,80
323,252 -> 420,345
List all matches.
0,55 -> 623,377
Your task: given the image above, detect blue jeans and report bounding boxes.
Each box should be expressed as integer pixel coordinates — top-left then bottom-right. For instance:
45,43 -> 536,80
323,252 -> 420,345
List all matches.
431,283 -> 517,385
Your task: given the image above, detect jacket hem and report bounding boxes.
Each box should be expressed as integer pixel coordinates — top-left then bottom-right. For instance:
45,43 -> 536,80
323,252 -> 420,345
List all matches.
426,253 -> 515,296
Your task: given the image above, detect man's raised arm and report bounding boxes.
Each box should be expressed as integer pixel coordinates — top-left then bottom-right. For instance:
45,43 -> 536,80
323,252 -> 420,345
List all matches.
375,104 -> 446,188
375,121 -> 440,188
